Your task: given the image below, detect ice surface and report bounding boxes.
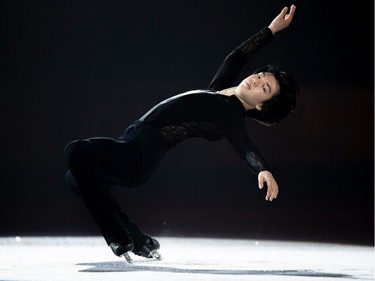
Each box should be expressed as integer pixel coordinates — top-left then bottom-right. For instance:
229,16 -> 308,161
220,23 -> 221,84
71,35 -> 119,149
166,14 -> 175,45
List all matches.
0,236 -> 373,281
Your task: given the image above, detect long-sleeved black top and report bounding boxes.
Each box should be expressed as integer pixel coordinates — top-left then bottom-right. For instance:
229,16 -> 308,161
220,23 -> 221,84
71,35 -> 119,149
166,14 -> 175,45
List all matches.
139,27 -> 274,175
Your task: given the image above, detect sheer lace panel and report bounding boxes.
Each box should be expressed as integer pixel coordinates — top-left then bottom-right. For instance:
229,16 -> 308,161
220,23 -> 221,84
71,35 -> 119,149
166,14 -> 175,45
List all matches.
238,27 -> 273,57
245,151 -> 268,173
159,122 -> 223,147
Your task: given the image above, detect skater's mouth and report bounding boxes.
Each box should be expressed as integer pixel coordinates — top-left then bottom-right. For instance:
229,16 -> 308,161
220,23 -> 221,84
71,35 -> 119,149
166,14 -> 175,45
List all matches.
245,81 -> 251,90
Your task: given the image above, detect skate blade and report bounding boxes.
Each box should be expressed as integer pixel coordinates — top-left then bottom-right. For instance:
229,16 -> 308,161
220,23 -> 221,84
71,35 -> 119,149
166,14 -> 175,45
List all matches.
123,252 -> 133,263
150,250 -> 162,260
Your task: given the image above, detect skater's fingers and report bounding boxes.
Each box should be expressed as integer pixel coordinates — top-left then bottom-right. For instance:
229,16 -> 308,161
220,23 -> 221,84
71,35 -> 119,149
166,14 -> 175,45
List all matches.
266,178 -> 279,202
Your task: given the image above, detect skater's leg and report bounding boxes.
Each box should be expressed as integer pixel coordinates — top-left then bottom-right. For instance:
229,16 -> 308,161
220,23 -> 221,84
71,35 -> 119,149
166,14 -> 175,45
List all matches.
63,122 -> 165,260
64,138 -> 134,251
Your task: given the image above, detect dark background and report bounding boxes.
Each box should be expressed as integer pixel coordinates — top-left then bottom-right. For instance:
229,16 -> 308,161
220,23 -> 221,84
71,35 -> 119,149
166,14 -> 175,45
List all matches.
1,1 -> 373,245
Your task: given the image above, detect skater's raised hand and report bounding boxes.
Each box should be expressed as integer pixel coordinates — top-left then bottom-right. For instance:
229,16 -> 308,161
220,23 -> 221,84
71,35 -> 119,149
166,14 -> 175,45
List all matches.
258,171 -> 279,202
268,4 -> 296,34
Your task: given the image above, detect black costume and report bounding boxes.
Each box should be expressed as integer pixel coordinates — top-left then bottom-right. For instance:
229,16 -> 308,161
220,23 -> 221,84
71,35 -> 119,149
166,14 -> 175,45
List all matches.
64,26 -> 273,255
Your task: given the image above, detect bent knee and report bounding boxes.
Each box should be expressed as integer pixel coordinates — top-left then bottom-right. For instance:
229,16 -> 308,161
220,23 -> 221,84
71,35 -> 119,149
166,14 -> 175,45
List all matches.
64,139 -> 95,164
64,140 -> 79,163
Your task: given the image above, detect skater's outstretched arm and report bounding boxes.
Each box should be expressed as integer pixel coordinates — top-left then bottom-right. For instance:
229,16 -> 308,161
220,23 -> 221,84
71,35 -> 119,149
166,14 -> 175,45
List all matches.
208,4 -> 296,92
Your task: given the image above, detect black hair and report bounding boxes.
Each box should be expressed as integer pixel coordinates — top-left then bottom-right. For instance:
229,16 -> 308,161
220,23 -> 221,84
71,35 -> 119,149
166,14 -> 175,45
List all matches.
246,64 -> 300,126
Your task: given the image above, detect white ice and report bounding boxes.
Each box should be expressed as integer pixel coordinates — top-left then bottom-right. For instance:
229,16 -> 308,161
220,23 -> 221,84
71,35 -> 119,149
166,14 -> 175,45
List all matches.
0,236 -> 373,281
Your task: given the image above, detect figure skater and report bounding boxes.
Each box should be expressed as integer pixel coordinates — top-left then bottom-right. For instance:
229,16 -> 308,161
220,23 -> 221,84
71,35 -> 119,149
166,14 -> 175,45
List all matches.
64,4 -> 299,263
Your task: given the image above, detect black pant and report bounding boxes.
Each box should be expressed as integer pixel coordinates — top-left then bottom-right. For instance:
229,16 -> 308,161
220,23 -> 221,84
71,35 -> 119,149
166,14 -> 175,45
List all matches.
64,121 -> 166,245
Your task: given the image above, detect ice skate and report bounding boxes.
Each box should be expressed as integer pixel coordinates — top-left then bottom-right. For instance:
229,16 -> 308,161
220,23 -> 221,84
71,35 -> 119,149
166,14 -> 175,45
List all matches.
124,221 -> 162,260
133,236 -> 162,260
109,236 -> 134,263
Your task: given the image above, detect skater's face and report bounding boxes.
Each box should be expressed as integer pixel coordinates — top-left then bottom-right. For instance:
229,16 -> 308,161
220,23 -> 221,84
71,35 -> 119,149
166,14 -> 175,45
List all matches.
235,72 -> 280,111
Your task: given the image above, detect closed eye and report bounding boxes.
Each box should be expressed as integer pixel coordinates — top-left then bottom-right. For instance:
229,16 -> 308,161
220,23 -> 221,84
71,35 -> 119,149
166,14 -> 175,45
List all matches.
259,72 -> 271,94
265,82 -> 271,94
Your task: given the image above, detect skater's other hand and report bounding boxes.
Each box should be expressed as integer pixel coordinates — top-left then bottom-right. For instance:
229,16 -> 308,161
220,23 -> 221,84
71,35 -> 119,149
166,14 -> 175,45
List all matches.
258,171 -> 279,202
268,4 -> 296,34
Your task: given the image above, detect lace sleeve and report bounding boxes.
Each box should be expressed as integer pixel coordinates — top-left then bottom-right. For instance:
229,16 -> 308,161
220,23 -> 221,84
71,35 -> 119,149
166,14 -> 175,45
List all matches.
244,150 -> 269,174
221,112 -> 270,175
237,26 -> 274,58
207,27 -> 274,91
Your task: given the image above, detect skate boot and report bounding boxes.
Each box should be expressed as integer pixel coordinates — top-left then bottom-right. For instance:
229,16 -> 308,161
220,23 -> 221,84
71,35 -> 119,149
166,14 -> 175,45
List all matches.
109,235 -> 134,263
126,222 -> 162,260
133,236 -> 162,260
